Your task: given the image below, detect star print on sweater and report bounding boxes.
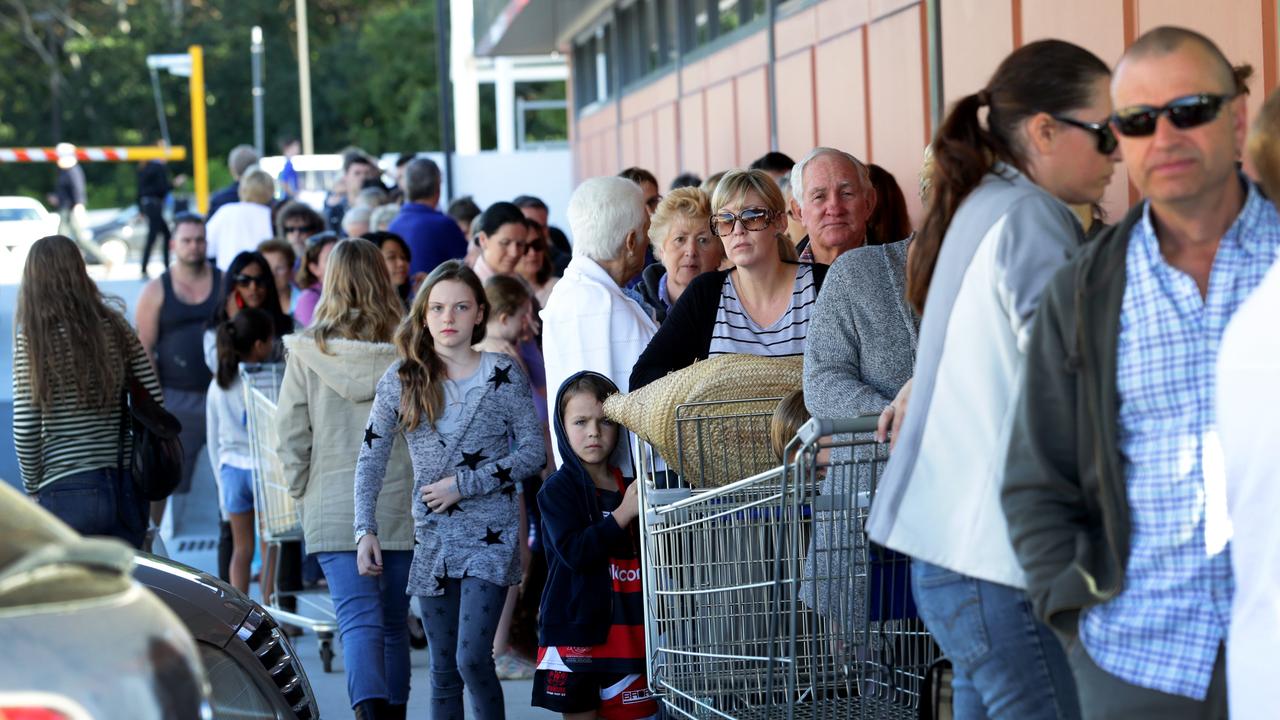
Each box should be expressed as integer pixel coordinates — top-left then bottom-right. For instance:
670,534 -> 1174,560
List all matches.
457,450 -> 489,470
363,425 -> 382,449
491,464 -> 513,485
481,527 -> 504,545
488,364 -> 513,390
445,503 -> 465,516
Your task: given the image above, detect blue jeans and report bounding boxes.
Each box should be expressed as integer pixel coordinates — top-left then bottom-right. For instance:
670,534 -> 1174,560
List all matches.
911,559 -> 1080,720
316,550 -> 413,707
36,467 -> 148,548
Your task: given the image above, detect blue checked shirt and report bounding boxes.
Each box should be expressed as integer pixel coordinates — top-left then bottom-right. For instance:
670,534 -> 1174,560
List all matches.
1080,181 -> 1280,699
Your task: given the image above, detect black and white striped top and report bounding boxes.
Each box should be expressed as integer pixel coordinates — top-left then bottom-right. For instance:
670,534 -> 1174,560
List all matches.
13,325 -> 163,494
708,264 -> 818,358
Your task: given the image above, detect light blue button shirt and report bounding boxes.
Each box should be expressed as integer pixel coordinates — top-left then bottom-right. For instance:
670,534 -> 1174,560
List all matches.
1080,180 -> 1280,699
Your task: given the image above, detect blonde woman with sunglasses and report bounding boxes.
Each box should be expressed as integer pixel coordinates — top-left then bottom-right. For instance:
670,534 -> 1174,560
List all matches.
629,168 -> 827,390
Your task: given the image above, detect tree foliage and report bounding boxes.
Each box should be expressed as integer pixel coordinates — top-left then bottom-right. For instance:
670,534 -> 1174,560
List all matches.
0,0 -> 444,207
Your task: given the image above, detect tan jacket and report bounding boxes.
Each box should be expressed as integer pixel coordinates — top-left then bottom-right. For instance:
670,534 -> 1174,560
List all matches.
276,334 -> 414,552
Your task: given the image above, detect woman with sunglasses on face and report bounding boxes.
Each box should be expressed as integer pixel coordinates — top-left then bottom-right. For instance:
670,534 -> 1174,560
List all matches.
294,231 -> 340,328
630,168 -> 827,390
204,251 -> 296,584
515,219 -> 559,307
867,40 -> 1118,720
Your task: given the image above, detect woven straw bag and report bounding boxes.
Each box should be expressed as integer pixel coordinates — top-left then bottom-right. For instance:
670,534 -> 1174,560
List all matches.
604,354 -> 803,487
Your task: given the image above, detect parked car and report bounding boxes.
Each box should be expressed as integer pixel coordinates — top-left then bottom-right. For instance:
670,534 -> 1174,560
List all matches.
0,482 -> 212,720
134,554 -> 320,720
87,204 -> 149,265
0,195 -> 60,266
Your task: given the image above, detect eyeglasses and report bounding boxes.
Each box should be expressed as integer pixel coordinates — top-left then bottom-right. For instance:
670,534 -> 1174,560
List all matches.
284,225 -> 312,234
1110,93 -> 1234,137
1051,115 -> 1118,155
710,207 -> 774,237
234,274 -> 268,288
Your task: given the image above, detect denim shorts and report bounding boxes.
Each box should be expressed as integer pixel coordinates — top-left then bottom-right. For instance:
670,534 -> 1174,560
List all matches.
219,464 -> 255,515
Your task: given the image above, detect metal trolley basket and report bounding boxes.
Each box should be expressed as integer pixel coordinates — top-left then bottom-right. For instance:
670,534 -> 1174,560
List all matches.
634,400 -> 942,719
241,363 -> 339,672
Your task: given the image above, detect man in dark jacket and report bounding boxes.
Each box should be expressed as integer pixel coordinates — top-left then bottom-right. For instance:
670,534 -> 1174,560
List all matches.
137,148 -> 174,275
1002,27 -> 1278,718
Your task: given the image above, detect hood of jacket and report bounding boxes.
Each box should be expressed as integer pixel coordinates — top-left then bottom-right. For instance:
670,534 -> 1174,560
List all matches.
551,370 -> 632,487
283,333 -> 399,404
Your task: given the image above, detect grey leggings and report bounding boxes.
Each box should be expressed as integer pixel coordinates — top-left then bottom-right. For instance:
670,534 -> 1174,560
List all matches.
418,578 -> 507,720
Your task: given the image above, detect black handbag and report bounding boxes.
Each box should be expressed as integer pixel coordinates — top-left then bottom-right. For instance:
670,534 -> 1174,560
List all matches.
117,372 -> 185,501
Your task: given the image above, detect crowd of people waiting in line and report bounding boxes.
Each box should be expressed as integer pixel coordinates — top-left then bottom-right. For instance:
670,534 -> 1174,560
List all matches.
14,24 -> 1280,720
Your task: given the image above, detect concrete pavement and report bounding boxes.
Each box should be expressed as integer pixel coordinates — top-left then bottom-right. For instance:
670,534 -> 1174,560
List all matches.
289,629 -> 558,719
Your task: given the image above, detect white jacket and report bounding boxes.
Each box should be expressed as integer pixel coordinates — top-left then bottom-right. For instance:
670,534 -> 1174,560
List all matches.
868,168 -> 1082,589
540,256 -> 657,466
207,202 -> 273,270
1216,258 -> 1280,720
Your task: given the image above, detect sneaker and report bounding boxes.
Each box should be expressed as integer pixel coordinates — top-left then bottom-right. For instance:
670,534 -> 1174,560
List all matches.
494,651 -> 535,680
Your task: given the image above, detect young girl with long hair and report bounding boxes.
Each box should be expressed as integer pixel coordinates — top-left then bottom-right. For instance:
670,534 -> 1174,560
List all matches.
207,307 -> 276,592
13,235 -> 164,548
294,231 -> 339,327
870,39 -> 1118,718
276,238 -> 413,719
354,260 -> 545,720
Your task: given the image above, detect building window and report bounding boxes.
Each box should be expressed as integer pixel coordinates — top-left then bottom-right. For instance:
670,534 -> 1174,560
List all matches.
516,81 -> 569,148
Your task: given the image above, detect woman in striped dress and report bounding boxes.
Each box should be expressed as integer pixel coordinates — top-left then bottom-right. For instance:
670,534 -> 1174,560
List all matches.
630,168 -> 827,390
13,235 -> 164,548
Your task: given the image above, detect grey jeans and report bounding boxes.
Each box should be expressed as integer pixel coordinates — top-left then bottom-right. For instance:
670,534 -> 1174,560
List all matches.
1067,639 -> 1226,720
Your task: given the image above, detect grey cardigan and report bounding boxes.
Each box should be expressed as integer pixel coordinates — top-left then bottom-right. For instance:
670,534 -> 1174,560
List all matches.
353,352 -> 546,596
802,237 -> 919,420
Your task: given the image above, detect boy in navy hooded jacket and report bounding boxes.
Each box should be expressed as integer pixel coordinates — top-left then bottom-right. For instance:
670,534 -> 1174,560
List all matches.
532,371 -> 657,719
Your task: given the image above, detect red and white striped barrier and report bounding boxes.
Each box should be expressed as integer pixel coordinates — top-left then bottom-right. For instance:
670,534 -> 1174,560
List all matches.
0,146 -> 187,163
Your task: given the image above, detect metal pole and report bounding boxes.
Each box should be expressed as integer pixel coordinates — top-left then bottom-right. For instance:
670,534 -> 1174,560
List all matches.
766,0 -> 779,152
434,0 -> 455,204
252,26 -> 265,158
296,0 -> 315,155
189,45 -> 209,214
149,65 -> 172,147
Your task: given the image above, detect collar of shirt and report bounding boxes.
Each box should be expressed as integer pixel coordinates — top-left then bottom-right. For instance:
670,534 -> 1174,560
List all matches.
1138,176 -> 1271,261
657,272 -> 673,309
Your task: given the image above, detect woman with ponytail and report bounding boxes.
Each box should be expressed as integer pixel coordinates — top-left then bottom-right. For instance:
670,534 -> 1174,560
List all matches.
868,40 -> 1118,719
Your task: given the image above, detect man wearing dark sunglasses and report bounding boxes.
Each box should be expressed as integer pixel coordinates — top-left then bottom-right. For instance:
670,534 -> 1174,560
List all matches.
1004,27 -> 1279,719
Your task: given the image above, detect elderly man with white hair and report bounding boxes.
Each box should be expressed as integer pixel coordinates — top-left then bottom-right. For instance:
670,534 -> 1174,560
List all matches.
790,147 -> 877,265
540,176 -> 656,465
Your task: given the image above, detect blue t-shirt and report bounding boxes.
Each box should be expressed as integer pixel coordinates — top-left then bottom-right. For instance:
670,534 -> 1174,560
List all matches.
388,202 -> 469,276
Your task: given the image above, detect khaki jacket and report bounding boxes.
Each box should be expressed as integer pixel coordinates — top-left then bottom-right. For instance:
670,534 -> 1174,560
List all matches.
276,334 -> 414,552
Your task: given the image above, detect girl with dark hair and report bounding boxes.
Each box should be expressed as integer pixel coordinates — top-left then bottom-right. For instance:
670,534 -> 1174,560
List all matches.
864,164 -> 914,246
294,231 -> 340,327
354,260 -> 545,720
869,39 -> 1118,719
13,235 -> 164,548
473,201 -> 532,280
207,307 -> 276,592
365,230 -> 413,309
204,249 -> 294,587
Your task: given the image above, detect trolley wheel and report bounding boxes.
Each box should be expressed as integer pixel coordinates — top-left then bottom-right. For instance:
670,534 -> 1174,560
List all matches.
318,636 -> 335,673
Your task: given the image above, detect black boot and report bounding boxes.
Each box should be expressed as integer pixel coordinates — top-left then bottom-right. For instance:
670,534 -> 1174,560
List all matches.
386,704 -> 407,720
353,698 -> 388,720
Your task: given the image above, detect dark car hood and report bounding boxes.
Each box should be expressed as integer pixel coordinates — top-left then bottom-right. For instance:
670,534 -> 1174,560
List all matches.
133,553 -> 253,647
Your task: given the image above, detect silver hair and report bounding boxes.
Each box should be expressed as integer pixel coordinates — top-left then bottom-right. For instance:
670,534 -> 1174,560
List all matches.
341,206 -> 373,234
227,145 -> 260,179
567,176 -> 647,263
789,147 -> 871,204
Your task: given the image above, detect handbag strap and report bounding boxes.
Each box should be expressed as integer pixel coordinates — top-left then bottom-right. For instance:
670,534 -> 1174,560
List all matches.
116,360 -> 137,475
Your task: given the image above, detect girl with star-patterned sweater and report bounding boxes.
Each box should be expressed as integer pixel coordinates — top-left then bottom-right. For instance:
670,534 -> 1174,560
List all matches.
354,260 -> 545,720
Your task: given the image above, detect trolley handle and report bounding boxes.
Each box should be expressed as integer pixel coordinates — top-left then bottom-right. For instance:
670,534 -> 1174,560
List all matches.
796,415 -> 880,444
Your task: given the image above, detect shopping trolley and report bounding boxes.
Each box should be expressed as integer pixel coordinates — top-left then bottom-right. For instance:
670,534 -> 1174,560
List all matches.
634,402 -> 942,720
241,363 -> 339,672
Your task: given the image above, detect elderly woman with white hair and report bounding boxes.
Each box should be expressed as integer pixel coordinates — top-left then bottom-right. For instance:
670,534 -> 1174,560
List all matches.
630,168 -> 828,390
540,176 -> 656,465
206,167 -> 276,270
